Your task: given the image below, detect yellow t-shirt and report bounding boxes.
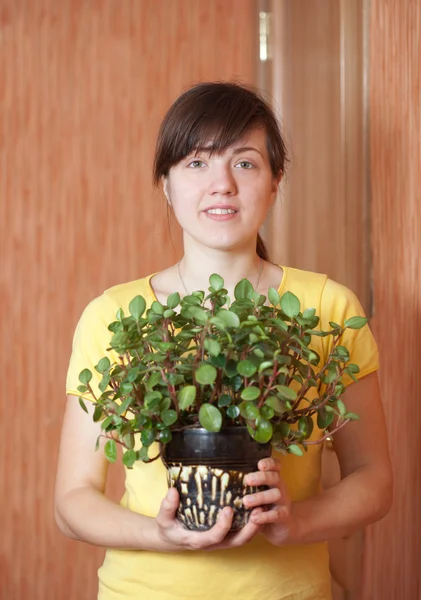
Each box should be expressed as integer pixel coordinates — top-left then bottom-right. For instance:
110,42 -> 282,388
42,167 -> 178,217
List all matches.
66,266 -> 379,600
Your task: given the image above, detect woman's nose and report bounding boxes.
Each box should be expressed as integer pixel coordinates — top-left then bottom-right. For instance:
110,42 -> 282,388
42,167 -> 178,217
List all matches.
208,165 -> 237,196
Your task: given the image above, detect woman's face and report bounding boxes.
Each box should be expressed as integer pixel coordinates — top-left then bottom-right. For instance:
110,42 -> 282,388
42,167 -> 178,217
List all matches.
165,127 -> 280,252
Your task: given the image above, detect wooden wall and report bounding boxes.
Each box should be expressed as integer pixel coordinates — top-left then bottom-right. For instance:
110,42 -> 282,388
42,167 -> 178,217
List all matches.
267,0 -> 371,315
0,2 -> 256,598
363,1 -> 421,598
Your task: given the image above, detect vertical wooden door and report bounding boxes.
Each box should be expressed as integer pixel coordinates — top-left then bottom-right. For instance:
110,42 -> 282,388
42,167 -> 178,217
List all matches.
363,1 -> 421,598
0,2 -> 257,598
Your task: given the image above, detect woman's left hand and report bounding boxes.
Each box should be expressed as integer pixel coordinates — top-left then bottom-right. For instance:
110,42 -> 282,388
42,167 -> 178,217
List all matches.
243,457 -> 300,546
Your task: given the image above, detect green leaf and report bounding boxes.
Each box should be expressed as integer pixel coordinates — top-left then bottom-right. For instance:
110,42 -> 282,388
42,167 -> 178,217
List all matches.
199,404 -> 222,432
268,287 -> 281,306
167,292 -> 180,309
239,401 -> 259,420
122,449 -> 137,468
298,415 -> 314,438
258,360 -> 274,373
209,273 -> 224,291
95,357 -> 111,374
137,446 -> 150,462
77,384 -> 88,394
79,369 -> 92,386
141,428 -> 156,447
161,409 -> 178,427
303,308 -> 316,319
317,407 -> 335,429
288,444 -> 304,457
265,396 -> 284,415
234,279 -> 254,300
104,439 -> 117,463
253,418 -> 273,444
187,306 -> 209,324
336,399 -> 346,417
237,360 -> 257,377
275,385 -> 297,401
151,301 -> 164,315
178,385 -> 197,410
226,405 -> 240,419
99,374 -> 111,393
217,309 -> 240,328
344,412 -> 360,421
280,292 -> 301,319
195,364 -> 217,385
217,394 -> 232,407
241,386 -> 261,401
345,316 -> 368,329
93,405 -> 103,422
260,405 -> 275,420
159,428 -> 172,444
129,295 -> 146,320
163,309 -> 176,318
78,397 -> 88,413
116,308 -> 124,322
204,338 -> 221,357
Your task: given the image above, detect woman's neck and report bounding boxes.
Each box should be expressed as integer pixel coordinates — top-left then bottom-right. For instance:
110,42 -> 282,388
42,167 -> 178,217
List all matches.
178,242 -> 263,294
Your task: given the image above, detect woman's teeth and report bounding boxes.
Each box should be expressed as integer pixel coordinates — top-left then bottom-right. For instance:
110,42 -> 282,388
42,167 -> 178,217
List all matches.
206,208 -> 237,215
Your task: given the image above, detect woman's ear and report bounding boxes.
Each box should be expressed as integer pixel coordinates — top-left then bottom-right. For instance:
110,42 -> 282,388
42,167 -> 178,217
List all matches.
163,178 -> 171,205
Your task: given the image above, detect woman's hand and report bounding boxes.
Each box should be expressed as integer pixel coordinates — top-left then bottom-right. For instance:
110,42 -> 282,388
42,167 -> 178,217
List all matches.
244,457 -> 301,546
155,487 -> 263,552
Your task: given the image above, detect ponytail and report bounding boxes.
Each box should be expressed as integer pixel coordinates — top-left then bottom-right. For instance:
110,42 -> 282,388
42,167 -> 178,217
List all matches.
256,233 -> 270,261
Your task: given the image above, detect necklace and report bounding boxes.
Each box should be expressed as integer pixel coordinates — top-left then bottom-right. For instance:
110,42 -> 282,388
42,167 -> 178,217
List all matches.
177,258 -> 264,296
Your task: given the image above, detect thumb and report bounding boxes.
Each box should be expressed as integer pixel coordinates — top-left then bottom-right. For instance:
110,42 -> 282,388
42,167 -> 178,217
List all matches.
157,487 -> 179,524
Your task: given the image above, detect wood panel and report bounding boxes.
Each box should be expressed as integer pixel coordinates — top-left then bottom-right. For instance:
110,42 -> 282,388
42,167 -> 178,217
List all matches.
363,1 -> 421,598
266,0 -> 371,315
0,1 -> 257,598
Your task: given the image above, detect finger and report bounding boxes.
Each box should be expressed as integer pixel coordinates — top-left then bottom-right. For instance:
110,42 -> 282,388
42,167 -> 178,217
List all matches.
257,457 -> 281,472
156,488 -> 180,526
185,507 -> 234,550
250,505 -> 289,524
244,470 -> 280,487
243,486 -> 282,509
210,508 -> 263,550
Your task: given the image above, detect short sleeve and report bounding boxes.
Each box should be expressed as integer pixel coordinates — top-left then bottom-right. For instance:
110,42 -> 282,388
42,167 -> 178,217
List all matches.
320,279 -> 379,387
66,296 -> 117,400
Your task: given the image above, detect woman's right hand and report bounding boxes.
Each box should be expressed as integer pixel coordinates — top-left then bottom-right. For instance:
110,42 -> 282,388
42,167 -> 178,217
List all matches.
155,487 -> 263,552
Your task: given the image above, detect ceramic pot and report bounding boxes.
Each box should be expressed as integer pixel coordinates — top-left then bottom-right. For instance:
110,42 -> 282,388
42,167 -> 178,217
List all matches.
161,427 -> 271,532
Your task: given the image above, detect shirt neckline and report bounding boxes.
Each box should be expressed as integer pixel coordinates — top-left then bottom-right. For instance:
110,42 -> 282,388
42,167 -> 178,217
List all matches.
146,265 -> 288,304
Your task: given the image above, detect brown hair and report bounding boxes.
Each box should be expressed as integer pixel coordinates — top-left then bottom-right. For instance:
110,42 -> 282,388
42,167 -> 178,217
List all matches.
153,82 -> 288,261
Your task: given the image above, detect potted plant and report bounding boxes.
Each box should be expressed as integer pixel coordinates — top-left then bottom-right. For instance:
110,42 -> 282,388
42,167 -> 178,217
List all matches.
77,274 -> 366,531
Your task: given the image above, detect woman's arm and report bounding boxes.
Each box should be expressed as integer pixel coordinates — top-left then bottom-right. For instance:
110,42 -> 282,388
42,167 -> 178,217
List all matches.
55,396 -> 261,551
243,372 -> 393,545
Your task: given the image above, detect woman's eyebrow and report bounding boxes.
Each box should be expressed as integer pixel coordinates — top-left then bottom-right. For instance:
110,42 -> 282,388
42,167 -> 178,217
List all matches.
192,146 -> 263,157
231,146 -> 263,157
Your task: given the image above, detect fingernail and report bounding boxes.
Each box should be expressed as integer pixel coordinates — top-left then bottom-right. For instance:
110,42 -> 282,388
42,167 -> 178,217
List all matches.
247,475 -> 255,485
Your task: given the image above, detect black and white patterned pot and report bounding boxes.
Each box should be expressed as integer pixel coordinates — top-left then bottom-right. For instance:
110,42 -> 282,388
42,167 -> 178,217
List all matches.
161,427 -> 271,532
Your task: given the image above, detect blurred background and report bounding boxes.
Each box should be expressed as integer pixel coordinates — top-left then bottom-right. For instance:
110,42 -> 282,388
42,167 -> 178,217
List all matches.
1,1 -> 419,598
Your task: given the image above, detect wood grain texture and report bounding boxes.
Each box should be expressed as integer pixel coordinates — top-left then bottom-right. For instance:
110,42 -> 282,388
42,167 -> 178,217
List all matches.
0,1 -> 256,598
363,1 -> 421,598
267,0 -> 371,315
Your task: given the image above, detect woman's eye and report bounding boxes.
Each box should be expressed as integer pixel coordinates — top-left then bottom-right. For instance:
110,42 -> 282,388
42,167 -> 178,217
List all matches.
188,160 -> 206,168
235,161 -> 254,169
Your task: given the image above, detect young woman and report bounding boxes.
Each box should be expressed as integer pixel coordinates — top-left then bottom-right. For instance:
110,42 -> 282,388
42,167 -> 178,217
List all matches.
55,82 -> 392,600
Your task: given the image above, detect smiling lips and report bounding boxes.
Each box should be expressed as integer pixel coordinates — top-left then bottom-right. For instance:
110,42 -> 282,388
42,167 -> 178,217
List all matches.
203,205 -> 239,221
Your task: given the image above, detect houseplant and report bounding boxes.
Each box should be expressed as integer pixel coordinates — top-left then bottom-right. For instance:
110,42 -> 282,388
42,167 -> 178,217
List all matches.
77,274 -> 366,531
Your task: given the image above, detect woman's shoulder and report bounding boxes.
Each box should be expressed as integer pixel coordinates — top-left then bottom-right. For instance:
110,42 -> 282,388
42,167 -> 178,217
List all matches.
78,274 -> 156,323
281,266 -> 363,314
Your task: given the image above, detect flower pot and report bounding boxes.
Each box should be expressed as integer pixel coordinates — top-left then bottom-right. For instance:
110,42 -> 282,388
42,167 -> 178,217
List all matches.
161,427 -> 271,532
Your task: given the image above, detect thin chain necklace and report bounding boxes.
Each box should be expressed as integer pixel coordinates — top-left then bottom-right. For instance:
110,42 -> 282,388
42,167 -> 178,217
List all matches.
177,257 -> 264,296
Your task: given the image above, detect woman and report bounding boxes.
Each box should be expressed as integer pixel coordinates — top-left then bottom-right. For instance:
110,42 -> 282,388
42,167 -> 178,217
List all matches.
55,82 -> 392,600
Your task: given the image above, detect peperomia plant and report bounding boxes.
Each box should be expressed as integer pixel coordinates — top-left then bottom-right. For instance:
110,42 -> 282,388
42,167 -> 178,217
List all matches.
78,274 -> 366,467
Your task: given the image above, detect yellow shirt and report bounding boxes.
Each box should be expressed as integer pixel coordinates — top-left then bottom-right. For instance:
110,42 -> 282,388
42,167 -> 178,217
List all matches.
66,266 -> 379,600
